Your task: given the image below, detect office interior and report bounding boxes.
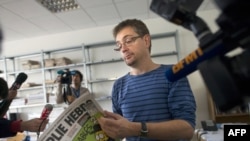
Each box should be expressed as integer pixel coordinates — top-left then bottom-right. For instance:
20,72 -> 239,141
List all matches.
0,0 -> 249,141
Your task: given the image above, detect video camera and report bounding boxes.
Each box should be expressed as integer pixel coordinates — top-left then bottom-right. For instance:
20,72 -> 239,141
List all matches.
150,0 -> 250,112
57,69 -> 77,84
57,69 -> 80,104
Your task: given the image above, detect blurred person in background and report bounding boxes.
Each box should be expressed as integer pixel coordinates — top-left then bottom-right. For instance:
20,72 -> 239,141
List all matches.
55,70 -> 90,105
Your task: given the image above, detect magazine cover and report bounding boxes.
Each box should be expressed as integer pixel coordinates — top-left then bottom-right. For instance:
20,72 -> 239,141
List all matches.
38,94 -> 116,141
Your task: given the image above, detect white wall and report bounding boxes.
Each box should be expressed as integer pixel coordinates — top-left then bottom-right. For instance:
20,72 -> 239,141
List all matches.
2,9 -> 221,128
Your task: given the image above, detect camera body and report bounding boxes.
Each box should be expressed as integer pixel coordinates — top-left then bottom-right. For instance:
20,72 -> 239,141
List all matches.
150,0 -> 250,111
57,69 -> 79,104
57,69 -> 76,85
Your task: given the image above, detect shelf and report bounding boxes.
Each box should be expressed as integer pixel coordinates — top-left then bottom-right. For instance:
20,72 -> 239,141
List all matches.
9,103 -> 66,109
4,52 -> 41,59
19,85 -> 43,91
88,77 -> 118,83
207,91 -> 250,123
215,113 -> 250,123
151,51 -> 177,57
44,63 -> 85,70
85,51 -> 177,65
86,58 -> 123,65
95,95 -> 112,101
45,83 -> 57,87
6,68 -> 43,75
10,103 -> 45,109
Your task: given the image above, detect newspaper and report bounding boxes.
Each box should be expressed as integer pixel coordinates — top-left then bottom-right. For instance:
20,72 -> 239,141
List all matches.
38,94 -> 117,141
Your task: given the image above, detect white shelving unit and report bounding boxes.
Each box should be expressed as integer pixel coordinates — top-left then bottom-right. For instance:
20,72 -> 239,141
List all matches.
0,30 -> 180,117
0,46 -> 86,110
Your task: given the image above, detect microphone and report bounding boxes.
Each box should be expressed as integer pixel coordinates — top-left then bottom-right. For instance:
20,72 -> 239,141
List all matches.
10,72 -> 28,90
0,73 -> 28,117
40,104 -> 53,120
165,31 -> 233,82
57,69 -> 75,75
37,104 -> 53,138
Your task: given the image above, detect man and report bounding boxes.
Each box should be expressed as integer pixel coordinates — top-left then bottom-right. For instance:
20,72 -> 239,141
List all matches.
98,19 -> 196,141
0,25 -> 48,138
55,70 -> 90,105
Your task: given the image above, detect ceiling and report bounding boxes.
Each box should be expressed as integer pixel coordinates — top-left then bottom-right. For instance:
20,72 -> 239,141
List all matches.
0,0 -> 217,42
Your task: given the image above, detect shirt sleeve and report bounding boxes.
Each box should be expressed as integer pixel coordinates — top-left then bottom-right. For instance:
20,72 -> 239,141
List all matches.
10,120 -> 22,133
111,79 -> 123,115
168,77 -> 197,128
0,118 -> 18,138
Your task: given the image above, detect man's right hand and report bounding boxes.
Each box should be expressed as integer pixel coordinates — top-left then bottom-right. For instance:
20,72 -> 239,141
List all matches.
55,75 -> 62,84
20,118 -> 49,132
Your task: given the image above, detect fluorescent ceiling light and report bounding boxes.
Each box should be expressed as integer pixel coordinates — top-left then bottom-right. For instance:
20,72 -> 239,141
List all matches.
37,0 -> 80,13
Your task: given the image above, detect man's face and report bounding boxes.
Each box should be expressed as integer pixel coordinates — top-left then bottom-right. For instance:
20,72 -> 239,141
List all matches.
71,73 -> 81,84
115,27 -> 149,66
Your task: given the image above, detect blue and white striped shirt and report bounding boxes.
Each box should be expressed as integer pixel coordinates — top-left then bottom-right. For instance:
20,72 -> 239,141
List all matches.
112,65 -> 196,141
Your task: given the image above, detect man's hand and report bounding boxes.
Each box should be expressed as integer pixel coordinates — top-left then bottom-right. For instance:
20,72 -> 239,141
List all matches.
55,75 -> 62,83
97,110 -> 139,139
20,118 -> 49,132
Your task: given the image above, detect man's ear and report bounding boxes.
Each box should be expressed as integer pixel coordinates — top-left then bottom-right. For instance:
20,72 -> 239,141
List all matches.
143,34 -> 151,51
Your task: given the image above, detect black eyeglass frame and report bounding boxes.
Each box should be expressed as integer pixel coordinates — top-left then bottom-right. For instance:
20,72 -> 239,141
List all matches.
114,35 -> 142,51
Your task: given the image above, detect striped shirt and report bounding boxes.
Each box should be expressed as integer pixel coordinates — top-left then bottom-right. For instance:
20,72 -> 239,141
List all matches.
112,65 -> 196,141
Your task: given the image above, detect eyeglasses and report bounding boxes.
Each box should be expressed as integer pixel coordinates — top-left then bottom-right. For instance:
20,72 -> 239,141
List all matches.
114,36 -> 142,51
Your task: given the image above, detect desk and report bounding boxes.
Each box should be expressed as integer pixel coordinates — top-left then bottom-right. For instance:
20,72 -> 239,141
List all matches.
200,130 -> 223,141
0,132 -> 25,141
194,129 -> 223,141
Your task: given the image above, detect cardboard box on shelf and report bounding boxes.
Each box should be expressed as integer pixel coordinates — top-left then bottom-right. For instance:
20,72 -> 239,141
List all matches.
44,58 -> 56,67
22,60 -> 41,70
55,57 -> 72,66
